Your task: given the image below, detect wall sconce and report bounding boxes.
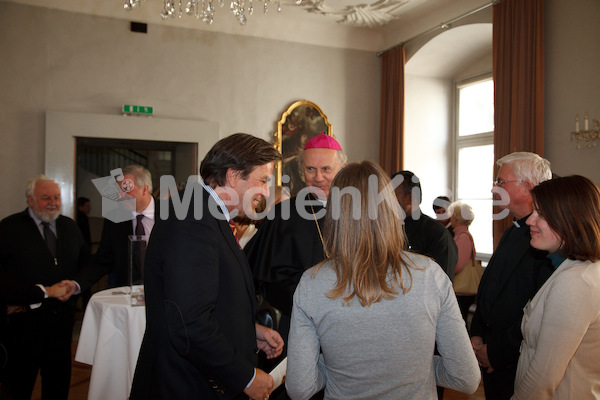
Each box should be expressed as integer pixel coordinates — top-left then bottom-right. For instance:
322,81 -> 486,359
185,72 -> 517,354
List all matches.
571,113 -> 600,149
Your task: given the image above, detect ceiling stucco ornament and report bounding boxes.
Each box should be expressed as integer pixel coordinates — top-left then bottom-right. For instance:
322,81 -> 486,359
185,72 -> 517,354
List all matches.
301,0 -> 408,28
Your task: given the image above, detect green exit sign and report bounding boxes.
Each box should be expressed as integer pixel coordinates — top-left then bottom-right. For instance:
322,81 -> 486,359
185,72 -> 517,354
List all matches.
123,105 -> 153,115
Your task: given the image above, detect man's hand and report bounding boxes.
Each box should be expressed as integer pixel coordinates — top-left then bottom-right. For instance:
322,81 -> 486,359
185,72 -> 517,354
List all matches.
57,280 -> 77,301
244,368 -> 273,400
255,323 -> 284,359
45,281 -> 69,299
45,280 -> 77,302
471,336 -> 494,373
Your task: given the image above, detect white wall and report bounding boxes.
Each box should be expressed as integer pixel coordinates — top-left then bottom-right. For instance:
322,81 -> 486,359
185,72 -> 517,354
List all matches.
404,75 -> 453,216
1,0 -> 598,220
402,0 -> 600,217
0,2 -> 381,219
544,0 -> 600,183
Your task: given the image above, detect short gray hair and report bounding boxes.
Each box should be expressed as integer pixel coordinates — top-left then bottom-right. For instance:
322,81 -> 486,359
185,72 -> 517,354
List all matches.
122,165 -> 152,193
25,174 -> 57,199
497,152 -> 552,186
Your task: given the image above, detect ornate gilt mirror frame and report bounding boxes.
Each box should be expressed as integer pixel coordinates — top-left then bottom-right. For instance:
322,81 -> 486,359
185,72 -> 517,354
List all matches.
273,100 -> 332,196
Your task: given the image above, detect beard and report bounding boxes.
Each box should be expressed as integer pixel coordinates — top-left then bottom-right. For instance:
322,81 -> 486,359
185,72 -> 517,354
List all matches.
33,205 -> 60,223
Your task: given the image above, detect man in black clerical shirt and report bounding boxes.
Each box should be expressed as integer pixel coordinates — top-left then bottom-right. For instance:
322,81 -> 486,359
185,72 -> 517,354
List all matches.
392,170 -> 458,281
246,134 -> 347,356
470,152 -> 554,400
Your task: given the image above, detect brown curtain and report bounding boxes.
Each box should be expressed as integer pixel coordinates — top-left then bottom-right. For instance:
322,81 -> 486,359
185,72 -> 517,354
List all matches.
492,0 -> 545,247
379,46 -> 405,176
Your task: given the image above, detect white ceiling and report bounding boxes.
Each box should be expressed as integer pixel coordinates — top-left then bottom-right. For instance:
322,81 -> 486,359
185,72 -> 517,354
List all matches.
3,0 -> 493,77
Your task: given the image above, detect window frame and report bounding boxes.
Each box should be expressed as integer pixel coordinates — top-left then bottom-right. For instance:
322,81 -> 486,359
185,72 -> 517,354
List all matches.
453,73 -> 494,263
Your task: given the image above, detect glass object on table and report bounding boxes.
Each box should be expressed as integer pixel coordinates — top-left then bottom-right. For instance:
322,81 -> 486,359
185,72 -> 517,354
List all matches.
129,235 -> 147,306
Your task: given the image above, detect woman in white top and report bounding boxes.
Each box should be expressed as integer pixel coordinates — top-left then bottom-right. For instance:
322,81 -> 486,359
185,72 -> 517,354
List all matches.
512,175 -> 600,399
285,161 -> 480,400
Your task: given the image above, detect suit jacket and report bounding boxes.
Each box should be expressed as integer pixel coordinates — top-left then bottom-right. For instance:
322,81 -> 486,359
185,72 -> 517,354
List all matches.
470,216 -> 553,371
93,199 -> 160,288
0,209 -> 98,313
130,186 -> 258,400
404,209 -> 458,282
245,193 -> 325,317
0,266 -> 45,384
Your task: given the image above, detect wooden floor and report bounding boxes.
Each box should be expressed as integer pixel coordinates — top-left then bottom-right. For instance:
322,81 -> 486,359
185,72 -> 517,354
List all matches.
34,361 -> 485,400
31,309 -> 486,399
33,362 -> 485,400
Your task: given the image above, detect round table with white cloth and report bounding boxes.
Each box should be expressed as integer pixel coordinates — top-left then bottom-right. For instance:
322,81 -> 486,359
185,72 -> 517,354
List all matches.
75,287 -> 146,400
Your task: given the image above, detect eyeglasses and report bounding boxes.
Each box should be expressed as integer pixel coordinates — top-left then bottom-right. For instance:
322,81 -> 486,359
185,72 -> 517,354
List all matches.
493,179 -> 524,187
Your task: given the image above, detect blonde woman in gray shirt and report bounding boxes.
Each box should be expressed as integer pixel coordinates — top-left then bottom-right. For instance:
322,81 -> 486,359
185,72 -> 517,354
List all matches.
286,161 -> 480,400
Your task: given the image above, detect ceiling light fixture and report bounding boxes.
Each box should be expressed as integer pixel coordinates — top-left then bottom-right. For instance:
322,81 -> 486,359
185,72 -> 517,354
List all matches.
124,0 -> 302,26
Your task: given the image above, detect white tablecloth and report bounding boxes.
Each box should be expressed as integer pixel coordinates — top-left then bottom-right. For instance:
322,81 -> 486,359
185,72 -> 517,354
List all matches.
75,287 -> 146,400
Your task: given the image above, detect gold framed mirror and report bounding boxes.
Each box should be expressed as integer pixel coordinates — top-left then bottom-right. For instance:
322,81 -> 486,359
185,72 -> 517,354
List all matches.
273,100 -> 332,196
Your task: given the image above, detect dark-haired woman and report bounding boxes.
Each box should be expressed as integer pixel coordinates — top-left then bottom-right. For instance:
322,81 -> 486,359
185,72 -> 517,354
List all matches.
512,175 -> 600,399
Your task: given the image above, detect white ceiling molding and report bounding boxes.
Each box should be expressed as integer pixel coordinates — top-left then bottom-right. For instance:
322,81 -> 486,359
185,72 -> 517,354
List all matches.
3,0 -> 492,52
302,0 -> 408,28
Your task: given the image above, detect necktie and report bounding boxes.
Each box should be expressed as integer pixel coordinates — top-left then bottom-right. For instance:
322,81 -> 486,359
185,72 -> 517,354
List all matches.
229,220 -> 240,248
135,214 -> 146,236
133,214 -> 147,282
42,222 -> 57,258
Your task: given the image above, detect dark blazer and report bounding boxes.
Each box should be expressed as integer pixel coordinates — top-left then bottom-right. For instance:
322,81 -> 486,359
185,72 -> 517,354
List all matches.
0,266 -> 46,384
245,194 -> 325,317
0,208 -> 97,393
470,217 -> 553,387
0,209 -> 97,306
93,199 -> 160,288
404,209 -> 458,281
130,186 -> 258,400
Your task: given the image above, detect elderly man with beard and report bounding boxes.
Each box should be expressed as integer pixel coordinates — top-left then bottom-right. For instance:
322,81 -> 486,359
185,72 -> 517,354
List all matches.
0,174 -> 99,400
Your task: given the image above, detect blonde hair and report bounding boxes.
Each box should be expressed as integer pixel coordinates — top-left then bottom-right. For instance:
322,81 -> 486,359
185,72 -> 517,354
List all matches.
448,201 -> 475,227
316,161 -> 416,307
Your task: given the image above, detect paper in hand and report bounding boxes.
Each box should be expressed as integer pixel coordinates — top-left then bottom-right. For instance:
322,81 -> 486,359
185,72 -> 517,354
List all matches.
269,357 -> 287,390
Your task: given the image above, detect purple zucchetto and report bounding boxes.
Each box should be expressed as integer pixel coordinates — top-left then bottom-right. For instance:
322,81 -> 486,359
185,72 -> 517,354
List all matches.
303,134 -> 342,151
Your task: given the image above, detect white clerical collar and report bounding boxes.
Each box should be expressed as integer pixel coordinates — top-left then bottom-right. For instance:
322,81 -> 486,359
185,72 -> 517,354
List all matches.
513,214 -> 530,228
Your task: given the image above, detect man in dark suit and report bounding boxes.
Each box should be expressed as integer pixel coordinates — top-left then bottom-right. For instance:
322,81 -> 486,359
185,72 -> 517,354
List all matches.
0,175 -> 101,400
392,170 -> 458,400
470,152 -> 554,400
130,133 -> 284,400
392,170 -> 458,281
93,165 -> 157,288
76,196 -> 92,248
0,268 -> 74,392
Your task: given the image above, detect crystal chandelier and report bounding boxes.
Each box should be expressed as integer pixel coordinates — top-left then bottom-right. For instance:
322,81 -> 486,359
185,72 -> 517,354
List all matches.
124,0 -> 302,26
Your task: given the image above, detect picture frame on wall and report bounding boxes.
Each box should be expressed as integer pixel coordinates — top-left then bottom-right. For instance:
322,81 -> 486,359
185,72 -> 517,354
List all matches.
273,100 -> 332,196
